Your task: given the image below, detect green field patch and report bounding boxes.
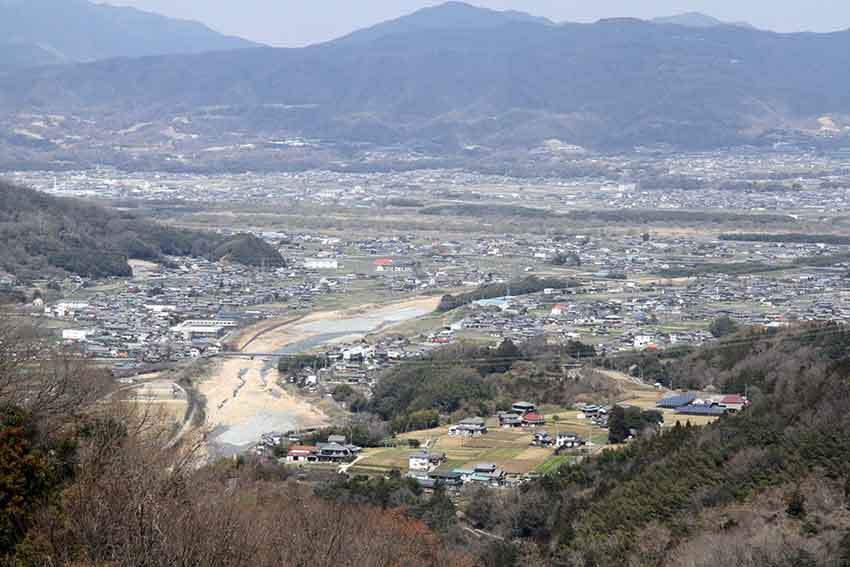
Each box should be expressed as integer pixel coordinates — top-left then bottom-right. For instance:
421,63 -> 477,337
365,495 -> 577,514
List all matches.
435,459 -> 468,473
347,465 -> 401,476
536,455 -> 576,475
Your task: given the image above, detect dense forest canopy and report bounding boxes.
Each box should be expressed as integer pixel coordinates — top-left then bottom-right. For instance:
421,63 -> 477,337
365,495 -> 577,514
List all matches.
0,180 -> 285,280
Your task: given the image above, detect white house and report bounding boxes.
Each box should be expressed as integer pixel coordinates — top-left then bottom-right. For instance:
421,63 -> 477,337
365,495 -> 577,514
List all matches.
556,432 -> 585,449
53,302 -> 89,318
448,417 -> 487,437
304,258 -> 339,270
409,450 -> 446,472
171,319 -> 237,340
145,304 -> 177,313
286,446 -> 318,463
408,451 -> 432,472
62,329 -> 94,342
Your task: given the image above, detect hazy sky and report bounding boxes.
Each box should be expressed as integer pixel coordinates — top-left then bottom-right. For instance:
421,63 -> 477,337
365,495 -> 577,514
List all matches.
101,1 -> 849,47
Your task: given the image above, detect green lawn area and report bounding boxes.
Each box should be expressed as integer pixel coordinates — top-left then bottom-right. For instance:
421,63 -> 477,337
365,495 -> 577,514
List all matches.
435,459 -> 468,473
535,455 -> 576,475
590,431 -> 610,445
347,464 -> 403,476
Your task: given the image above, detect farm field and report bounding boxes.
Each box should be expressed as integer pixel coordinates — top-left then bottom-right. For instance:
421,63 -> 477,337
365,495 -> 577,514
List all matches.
353,413 -> 611,477
326,367 -> 722,478
353,420 -> 555,476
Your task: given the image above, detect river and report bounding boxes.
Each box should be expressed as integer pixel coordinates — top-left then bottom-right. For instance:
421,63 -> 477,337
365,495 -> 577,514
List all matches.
204,297 -> 439,455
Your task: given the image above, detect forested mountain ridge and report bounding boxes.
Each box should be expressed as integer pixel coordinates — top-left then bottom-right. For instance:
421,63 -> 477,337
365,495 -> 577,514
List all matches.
0,0 -> 258,69
1,2 -> 850,151
0,180 -> 284,280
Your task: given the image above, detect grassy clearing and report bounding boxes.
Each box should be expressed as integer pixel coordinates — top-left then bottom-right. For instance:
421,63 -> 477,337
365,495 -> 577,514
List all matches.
356,447 -> 413,471
661,411 -> 720,427
536,455 -> 576,475
310,281 -> 394,311
72,281 -> 126,299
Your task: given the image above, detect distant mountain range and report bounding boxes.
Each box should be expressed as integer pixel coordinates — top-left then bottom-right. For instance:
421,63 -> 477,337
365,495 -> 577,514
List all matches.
0,1 -> 849,156
0,0 -> 258,69
333,1 -> 554,46
652,12 -> 755,30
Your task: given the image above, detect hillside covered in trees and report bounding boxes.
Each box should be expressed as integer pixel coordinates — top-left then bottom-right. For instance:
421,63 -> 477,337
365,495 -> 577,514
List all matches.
0,180 -> 285,280
0,317 -> 469,566
366,338 -> 603,434
476,322 -> 850,565
5,313 -> 850,565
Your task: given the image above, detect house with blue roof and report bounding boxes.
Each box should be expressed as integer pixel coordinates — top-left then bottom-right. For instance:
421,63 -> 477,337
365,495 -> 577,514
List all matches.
656,392 -> 698,409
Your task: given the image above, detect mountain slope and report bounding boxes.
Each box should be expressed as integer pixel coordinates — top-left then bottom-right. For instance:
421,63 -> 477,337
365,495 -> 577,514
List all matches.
0,0 -> 258,69
1,2 -> 849,151
331,1 -> 553,46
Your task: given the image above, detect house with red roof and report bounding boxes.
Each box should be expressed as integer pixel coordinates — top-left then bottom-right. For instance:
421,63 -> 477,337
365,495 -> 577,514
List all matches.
285,445 -> 318,463
719,394 -> 748,412
522,412 -> 546,427
551,304 -> 568,316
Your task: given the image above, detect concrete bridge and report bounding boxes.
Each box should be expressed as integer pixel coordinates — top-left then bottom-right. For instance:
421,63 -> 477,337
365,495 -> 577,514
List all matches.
207,352 -> 297,359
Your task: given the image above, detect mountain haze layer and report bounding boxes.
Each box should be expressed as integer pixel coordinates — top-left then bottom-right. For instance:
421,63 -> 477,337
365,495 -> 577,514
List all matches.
0,0 -> 258,69
651,12 -> 756,29
332,1 -> 554,46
